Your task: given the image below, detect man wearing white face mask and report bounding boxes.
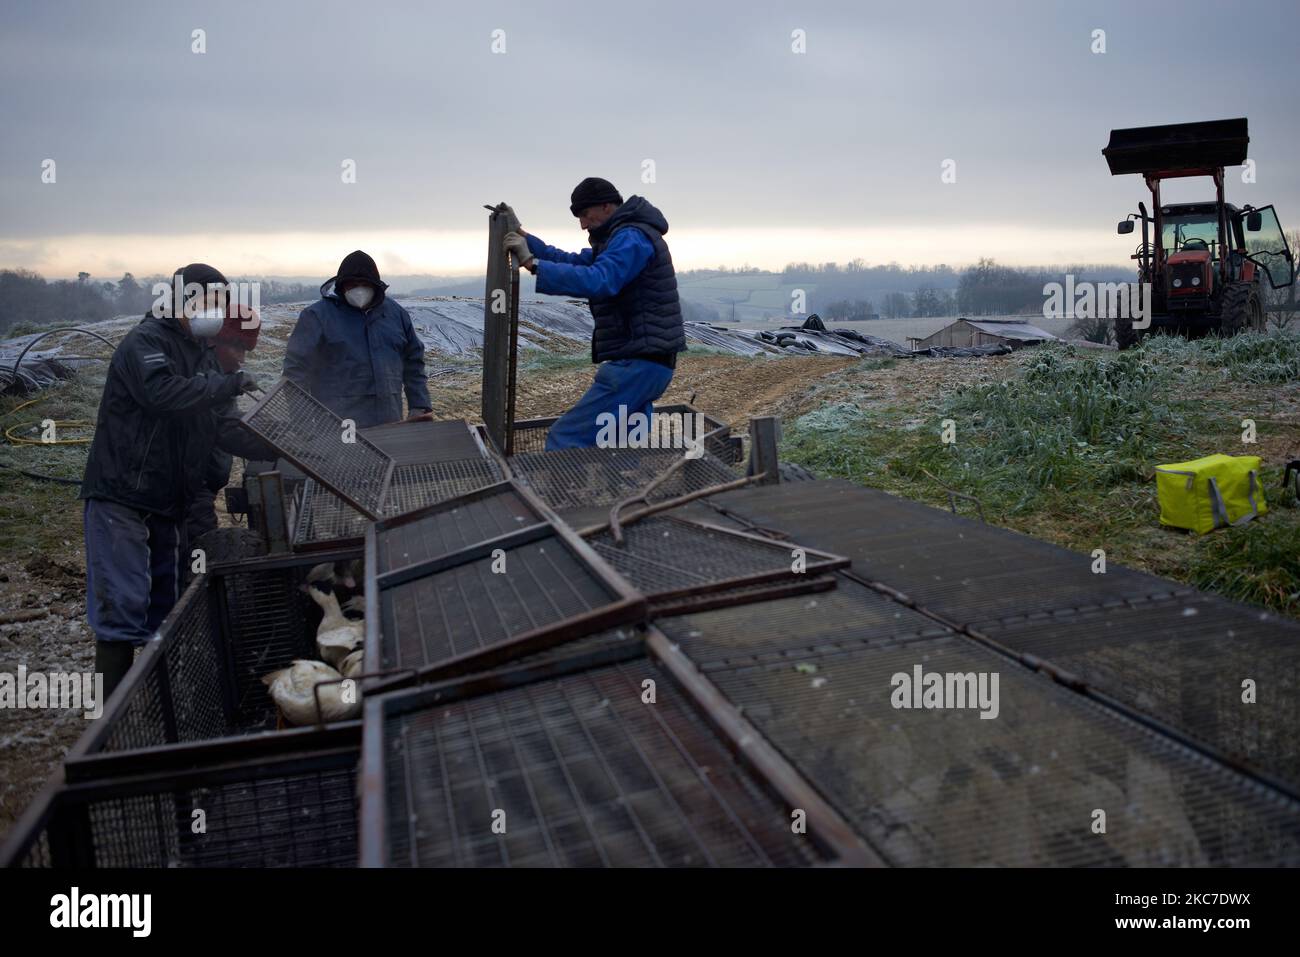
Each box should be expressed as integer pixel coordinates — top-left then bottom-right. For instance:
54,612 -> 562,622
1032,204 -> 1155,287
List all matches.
80,263 -> 274,698
283,250 -> 431,427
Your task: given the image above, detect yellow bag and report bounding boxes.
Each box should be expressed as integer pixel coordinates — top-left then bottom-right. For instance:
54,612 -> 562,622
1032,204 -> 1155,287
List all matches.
1155,454 -> 1267,534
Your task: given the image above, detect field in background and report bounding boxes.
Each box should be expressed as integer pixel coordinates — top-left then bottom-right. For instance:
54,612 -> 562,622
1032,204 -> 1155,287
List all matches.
706,314 -> 1081,343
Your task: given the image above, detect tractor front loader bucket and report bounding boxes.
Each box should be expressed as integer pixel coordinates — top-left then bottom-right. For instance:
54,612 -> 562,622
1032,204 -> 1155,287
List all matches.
1104,118 -> 1249,176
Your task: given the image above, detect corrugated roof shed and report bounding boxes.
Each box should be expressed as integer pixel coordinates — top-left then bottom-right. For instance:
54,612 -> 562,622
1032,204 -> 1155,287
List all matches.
908,317 -> 1059,350
963,319 -> 1060,340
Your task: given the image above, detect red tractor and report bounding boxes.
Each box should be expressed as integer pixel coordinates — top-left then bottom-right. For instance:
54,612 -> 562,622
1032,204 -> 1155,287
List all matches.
1104,118 -> 1295,348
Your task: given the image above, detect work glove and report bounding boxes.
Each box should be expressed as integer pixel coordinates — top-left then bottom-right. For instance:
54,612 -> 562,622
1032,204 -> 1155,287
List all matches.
504,231 -> 534,268
232,371 -> 261,395
496,202 -> 524,235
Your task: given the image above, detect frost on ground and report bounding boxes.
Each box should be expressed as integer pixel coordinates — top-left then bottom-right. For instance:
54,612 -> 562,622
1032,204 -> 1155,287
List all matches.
0,552 -> 94,836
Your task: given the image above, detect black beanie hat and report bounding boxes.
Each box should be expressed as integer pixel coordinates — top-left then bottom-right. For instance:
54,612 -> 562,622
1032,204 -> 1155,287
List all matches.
569,177 -> 623,216
174,262 -> 228,288
169,263 -> 228,318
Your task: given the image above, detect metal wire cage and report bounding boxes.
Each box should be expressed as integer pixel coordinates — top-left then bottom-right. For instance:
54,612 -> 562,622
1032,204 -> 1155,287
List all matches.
3,726 -> 360,868
362,657 -> 833,868
363,483 -> 647,691
714,479 -> 1300,793
980,593 -> 1300,790
703,633 -> 1300,867
63,551 -> 362,779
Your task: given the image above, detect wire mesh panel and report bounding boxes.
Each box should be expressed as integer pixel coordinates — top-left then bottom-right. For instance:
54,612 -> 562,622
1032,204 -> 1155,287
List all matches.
587,516 -> 846,601
383,459 -> 505,513
374,482 -> 545,576
980,592 -> 1300,790
5,736 -> 360,868
240,377 -> 394,518
361,418 -> 485,465
713,478 -> 1300,790
655,573 -> 949,667
295,458 -> 505,547
377,533 -> 637,677
373,658 -> 829,867
713,479 -> 1193,626
509,420 -> 551,455
704,634 -> 1300,866
84,581 -> 225,755
511,446 -> 737,513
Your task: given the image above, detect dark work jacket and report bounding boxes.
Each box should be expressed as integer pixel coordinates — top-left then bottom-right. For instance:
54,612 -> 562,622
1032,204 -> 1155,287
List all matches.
80,314 -> 274,521
282,287 -> 430,429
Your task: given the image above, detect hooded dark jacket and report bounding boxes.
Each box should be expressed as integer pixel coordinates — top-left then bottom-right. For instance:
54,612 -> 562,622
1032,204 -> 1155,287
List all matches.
79,313 -> 274,521
282,250 -> 430,428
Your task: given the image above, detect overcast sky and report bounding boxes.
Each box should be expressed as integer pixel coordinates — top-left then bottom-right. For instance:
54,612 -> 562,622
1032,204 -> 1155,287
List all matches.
1,0 -> 1296,279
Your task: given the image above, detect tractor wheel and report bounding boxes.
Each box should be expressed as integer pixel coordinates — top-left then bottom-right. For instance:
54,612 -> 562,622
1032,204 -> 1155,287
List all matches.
1219,283 -> 1262,337
1114,312 -> 1138,350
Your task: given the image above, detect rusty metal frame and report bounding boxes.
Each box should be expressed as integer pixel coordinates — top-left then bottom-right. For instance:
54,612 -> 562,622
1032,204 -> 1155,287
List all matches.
648,573 -> 837,618
358,623 -> 879,867
361,477 -> 647,693
239,377 -> 396,520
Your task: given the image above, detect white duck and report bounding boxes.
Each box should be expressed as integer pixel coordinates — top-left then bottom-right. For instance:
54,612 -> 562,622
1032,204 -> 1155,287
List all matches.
339,648 -> 365,680
262,659 -> 360,726
303,577 -> 364,667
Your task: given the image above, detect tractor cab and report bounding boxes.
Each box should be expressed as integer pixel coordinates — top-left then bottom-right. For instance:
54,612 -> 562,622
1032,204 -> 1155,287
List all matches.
1104,118 -> 1294,346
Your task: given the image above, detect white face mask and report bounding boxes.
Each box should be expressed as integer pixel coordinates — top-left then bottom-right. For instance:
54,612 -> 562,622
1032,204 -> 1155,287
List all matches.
344,286 -> 374,310
189,307 -> 225,338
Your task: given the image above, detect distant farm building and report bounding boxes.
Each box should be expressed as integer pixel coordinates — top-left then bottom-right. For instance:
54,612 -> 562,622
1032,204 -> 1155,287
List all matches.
907,318 -> 1059,352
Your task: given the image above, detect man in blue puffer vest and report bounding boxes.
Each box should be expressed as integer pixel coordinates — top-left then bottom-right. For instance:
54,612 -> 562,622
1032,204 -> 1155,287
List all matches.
284,250 -> 431,428
501,178 -> 686,450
